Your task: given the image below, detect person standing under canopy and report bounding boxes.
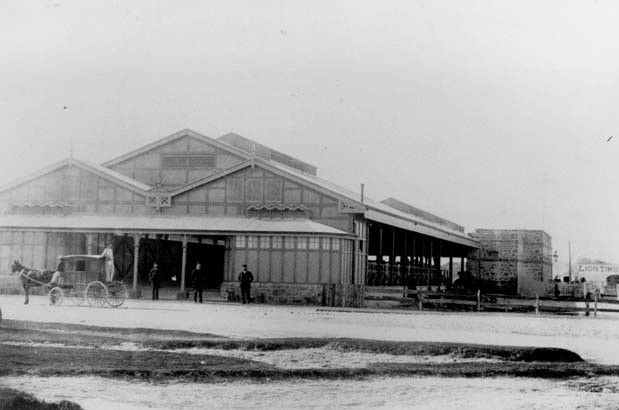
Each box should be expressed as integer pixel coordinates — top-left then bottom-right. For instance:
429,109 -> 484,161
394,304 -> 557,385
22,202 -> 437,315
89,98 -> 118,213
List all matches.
238,264 -> 254,304
100,242 -> 115,282
191,262 -> 205,303
149,262 -> 161,301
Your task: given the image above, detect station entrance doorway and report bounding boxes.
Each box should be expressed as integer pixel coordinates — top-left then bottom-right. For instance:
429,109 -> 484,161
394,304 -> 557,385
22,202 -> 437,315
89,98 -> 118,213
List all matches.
186,241 -> 225,290
136,236 -> 226,290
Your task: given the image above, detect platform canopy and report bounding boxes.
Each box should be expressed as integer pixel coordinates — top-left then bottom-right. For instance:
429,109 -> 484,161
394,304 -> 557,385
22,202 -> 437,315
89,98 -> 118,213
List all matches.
364,209 -> 478,248
263,161 -> 478,249
0,214 -> 352,237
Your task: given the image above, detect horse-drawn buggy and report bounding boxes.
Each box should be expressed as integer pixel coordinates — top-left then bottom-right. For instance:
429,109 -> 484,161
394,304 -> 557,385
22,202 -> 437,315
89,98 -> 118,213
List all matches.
12,255 -> 128,308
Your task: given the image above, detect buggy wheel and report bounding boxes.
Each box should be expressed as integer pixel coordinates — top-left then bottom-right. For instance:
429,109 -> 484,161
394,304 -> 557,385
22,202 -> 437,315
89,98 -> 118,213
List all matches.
85,281 -> 108,307
49,287 -> 64,306
106,281 -> 128,308
69,288 -> 85,306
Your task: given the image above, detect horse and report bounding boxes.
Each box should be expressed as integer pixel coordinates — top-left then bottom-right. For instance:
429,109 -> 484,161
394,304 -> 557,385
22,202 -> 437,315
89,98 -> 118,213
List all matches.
10,260 -> 55,304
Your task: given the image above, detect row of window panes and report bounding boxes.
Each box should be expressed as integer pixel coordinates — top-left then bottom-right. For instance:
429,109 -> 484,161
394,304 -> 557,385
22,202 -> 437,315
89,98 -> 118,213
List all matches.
0,231 -> 46,244
236,235 -> 340,251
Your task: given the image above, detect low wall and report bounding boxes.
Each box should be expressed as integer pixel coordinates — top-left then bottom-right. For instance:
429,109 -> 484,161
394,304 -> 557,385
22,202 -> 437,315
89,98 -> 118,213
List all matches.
220,282 -> 365,308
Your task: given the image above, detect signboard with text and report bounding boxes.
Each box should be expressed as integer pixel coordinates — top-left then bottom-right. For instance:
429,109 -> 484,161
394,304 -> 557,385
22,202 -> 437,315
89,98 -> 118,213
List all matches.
576,264 -> 619,284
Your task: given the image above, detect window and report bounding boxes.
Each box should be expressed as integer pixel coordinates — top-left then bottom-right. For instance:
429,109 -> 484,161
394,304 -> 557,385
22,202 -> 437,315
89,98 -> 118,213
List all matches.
284,236 -> 295,249
247,236 -> 258,248
309,237 -> 320,250
75,260 -> 86,271
260,236 -> 270,249
322,238 -> 330,250
12,231 -> 23,243
297,237 -> 307,249
332,238 -> 340,251
272,236 -> 282,248
236,236 -> 246,248
23,232 -> 34,245
34,232 -> 46,244
487,250 -> 499,259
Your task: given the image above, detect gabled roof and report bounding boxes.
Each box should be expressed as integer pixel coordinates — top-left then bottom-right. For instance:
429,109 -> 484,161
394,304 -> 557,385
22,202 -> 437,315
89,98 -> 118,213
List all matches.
102,129 -> 250,167
0,157 -> 151,195
381,197 -> 465,233
170,158 -> 367,207
79,159 -> 152,192
168,157 -> 478,247
218,132 -> 318,175
265,160 -> 478,247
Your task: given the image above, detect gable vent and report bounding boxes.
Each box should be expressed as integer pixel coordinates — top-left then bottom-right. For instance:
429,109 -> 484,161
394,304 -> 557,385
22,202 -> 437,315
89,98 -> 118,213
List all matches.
161,154 -> 216,169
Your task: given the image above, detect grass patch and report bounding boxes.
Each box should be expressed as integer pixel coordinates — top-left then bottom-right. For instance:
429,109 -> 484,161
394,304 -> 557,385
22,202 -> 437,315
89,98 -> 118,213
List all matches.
145,338 -> 583,363
0,319 -> 603,382
0,387 -> 82,410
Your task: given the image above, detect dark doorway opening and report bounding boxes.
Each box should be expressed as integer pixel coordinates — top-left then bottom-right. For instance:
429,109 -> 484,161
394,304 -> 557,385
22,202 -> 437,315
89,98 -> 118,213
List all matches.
112,235 -> 134,283
138,236 -> 182,287
137,236 -> 225,290
186,242 -> 225,290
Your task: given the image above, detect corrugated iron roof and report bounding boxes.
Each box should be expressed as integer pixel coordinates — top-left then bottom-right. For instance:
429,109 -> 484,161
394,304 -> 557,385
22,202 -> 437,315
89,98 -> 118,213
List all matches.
0,158 -> 152,194
0,214 -> 351,236
79,159 -> 152,192
365,210 -> 479,248
380,197 -> 465,233
262,159 -> 477,246
102,129 -> 250,167
218,132 -> 318,175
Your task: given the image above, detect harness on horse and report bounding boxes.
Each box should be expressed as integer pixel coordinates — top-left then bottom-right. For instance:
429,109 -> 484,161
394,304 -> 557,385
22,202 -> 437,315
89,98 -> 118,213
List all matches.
18,269 -> 53,288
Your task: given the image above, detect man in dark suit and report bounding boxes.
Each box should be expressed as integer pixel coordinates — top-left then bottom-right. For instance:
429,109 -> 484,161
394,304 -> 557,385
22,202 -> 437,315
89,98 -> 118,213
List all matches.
149,263 -> 160,300
191,262 -> 205,303
238,264 -> 254,304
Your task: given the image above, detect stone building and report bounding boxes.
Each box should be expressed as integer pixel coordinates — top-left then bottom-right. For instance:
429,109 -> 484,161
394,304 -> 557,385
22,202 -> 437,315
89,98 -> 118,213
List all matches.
0,129 -> 478,305
467,229 -> 553,296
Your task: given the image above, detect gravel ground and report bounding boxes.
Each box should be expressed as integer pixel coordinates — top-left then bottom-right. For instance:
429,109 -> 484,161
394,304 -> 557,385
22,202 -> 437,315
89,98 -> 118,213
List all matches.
2,294 -> 619,364
2,295 -> 618,409
173,346 -> 501,369
4,375 -> 619,410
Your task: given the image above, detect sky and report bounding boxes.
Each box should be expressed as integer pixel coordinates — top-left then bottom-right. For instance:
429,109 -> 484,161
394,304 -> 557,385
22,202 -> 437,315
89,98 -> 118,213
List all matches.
0,0 -> 618,270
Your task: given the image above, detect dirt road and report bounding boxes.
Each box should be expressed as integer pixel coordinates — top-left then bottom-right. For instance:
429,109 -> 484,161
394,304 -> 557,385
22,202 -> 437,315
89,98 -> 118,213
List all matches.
2,294 -> 619,364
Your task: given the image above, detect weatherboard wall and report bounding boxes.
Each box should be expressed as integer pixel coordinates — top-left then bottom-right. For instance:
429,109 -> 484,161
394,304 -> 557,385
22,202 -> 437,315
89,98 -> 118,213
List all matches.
167,166 -> 354,233
0,166 -> 147,215
226,235 -> 350,284
108,135 -> 245,190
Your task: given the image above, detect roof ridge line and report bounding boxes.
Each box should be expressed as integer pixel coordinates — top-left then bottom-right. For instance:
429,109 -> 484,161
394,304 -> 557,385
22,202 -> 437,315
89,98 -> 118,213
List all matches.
101,129 -> 250,167
0,158 -> 71,193
0,156 -> 152,195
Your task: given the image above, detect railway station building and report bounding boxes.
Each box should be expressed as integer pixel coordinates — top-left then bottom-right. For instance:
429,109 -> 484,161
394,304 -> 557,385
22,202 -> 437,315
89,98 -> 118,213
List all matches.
0,129 -> 479,306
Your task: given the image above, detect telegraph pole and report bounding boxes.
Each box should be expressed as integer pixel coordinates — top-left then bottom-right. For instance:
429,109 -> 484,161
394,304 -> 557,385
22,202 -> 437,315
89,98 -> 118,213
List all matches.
568,241 -> 572,281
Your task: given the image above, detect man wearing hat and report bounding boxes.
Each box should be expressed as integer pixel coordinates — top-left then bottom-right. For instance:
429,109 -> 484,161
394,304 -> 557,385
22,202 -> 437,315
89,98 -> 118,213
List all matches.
237,264 -> 254,304
190,262 -> 206,303
149,262 -> 161,301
